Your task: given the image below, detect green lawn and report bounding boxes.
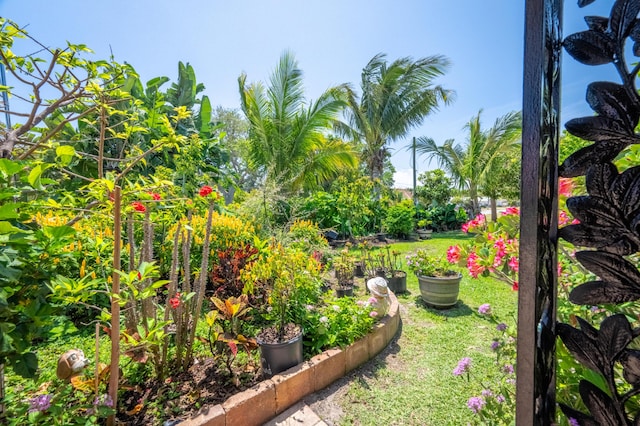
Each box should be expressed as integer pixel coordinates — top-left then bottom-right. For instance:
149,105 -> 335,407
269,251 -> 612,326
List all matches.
336,232 -> 518,425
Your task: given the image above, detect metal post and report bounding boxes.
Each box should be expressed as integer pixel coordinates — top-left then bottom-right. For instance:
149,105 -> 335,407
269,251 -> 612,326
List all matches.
517,0 -> 562,424
412,137 -> 417,205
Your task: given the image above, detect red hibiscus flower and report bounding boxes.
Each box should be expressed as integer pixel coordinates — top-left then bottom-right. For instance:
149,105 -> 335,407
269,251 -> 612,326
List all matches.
169,293 -> 181,309
132,201 -> 146,213
199,185 -> 213,197
149,192 -> 161,201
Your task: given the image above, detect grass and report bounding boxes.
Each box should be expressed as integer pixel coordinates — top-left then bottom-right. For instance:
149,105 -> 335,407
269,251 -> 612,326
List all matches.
335,232 -> 518,425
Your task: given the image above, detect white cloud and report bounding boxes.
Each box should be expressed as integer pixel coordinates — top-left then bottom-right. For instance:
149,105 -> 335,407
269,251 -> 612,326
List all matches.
393,168 -> 414,189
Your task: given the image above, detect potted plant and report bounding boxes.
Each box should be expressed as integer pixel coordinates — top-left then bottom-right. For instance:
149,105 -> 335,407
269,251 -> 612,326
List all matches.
406,249 -> 461,308
416,219 -> 433,240
352,240 -> 370,278
242,244 -> 322,377
333,248 -> 355,297
363,246 -> 407,294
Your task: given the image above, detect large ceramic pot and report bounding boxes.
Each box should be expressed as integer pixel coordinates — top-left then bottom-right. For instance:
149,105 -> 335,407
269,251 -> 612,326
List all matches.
257,331 -> 303,378
387,270 -> 407,294
416,229 -> 433,240
417,274 -> 462,308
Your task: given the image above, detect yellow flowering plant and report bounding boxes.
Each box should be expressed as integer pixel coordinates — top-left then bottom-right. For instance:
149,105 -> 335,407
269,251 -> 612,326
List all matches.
241,243 -> 323,342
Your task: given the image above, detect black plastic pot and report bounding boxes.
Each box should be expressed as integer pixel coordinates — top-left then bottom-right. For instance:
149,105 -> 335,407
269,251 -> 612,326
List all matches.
387,270 -> 407,294
336,286 -> 354,297
258,332 -> 303,378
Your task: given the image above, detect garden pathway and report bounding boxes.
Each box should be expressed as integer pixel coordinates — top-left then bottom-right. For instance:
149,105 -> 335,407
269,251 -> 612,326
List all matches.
263,304 -> 407,426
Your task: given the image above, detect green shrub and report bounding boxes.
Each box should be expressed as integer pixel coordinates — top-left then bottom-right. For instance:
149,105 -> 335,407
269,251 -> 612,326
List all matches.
382,200 -> 416,238
302,294 -> 376,356
424,203 -> 468,232
284,219 -> 329,255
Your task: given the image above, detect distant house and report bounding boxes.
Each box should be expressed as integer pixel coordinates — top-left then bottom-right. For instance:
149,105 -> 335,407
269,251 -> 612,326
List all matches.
395,188 -> 413,200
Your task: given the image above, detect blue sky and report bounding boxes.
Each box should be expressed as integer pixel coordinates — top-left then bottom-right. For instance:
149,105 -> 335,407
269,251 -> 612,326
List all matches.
0,1 -> 619,187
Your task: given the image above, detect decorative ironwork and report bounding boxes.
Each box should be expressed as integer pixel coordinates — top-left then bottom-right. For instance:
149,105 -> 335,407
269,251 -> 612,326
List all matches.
557,0 -> 640,424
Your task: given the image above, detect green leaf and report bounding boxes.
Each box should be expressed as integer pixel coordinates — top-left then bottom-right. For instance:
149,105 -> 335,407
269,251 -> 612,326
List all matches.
0,203 -> 21,220
0,221 -> 23,234
0,329 -> 13,353
0,322 -> 15,334
48,320 -> 79,340
42,225 -> 76,241
10,352 -> 38,378
0,264 -> 22,281
55,145 -> 76,167
199,95 -> 212,134
0,159 -> 24,178
27,164 -> 46,189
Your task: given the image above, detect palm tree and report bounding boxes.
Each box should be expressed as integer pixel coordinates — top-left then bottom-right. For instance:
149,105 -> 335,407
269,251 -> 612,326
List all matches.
416,110 -> 522,219
339,53 -> 454,181
238,51 -> 357,193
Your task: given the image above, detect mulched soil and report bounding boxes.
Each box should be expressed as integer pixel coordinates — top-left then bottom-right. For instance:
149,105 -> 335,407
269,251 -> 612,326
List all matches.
116,356 -> 262,425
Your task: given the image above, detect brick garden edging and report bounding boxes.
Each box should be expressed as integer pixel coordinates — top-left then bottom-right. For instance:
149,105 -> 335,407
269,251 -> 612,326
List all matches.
180,292 -> 401,426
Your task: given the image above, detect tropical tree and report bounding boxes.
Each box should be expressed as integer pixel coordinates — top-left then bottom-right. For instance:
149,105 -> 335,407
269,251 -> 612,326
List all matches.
416,110 -> 522,218
339,53 -> 454,181
211,106 -> 260,198
238,51 -> 357,193
416,169 -> 453,207
482,150 -> 521,219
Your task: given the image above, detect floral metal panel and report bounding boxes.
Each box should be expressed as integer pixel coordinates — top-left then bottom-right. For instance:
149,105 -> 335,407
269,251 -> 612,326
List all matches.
554,0 -> 640,424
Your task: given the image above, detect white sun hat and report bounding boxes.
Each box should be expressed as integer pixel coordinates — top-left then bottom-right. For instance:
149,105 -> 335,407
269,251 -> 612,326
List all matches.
367,276 -> 389,297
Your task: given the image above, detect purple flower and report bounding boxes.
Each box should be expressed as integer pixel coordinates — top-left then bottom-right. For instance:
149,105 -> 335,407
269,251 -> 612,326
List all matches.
496,322 -> 507,331
28,394 -> 52,413
481,389 -> 493,397
319,316 -> 328,323
490,341 -> 500,351
506,378 -> 516,385
503,364 -> 514,374
478,303 -> 491,315
453,357 -> 472,376
368,297 -> 378,305
369,311 -> 378,318
568,418 -> 580,426
496,394 -> 505,403
94,393 -> 114,408
467,396 -> 485,414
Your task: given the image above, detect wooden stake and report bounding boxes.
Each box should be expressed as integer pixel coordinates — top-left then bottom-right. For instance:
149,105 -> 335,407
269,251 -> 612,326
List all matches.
95,322 -> 100,398
107,185 -> 122,426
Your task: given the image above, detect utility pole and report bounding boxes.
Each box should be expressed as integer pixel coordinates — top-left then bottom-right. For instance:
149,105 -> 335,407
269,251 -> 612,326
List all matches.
0,64 -> 9,130
412,137 -> 417,205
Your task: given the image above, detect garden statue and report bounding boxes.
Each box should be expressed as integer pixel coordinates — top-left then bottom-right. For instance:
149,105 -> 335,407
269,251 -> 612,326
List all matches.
56,349 -> 90,381
367,277 -> 390,316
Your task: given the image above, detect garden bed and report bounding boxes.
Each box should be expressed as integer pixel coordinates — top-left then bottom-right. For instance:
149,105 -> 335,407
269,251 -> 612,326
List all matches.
179,292 -> 400,426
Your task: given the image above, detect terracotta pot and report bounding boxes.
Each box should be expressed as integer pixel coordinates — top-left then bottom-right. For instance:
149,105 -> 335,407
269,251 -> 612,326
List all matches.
417,274 -> 462,308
